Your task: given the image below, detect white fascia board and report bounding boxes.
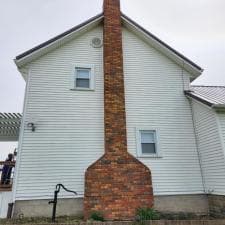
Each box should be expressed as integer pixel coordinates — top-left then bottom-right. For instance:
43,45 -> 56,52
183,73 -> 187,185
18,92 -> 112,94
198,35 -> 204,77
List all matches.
14,16 -> 103,69
122,16 -> 203,77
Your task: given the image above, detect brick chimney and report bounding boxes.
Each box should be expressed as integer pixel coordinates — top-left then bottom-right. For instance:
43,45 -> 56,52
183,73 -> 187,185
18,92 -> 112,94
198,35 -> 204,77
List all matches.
84,0 -> 153,220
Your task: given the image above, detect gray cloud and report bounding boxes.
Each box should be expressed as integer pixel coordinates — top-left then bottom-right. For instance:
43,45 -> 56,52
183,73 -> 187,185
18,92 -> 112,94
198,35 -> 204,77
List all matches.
122,0 -> 225,85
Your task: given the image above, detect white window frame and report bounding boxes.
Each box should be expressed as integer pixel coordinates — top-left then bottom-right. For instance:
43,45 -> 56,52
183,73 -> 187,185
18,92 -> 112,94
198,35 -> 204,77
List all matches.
136,127 -> 161,158
70,64 -> 95,91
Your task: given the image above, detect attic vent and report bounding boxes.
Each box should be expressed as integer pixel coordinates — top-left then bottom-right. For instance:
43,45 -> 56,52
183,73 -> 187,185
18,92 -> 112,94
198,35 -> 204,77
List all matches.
91,37 -> 102,48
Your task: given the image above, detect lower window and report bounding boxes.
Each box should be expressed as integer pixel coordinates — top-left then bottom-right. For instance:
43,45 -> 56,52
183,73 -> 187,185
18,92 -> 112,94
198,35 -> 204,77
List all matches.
136,129 -> 160,157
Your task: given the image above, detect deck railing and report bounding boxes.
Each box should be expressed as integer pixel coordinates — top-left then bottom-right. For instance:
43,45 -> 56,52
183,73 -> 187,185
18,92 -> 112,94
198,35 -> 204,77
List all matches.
0,161 -> 15,191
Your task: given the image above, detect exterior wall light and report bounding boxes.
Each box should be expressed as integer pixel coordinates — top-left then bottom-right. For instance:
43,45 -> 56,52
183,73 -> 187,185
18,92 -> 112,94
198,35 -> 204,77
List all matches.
27,122 -> 36,132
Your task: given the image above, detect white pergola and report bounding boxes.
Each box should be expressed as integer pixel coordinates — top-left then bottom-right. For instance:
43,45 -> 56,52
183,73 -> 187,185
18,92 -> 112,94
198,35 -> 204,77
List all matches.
0,113 -> 22,141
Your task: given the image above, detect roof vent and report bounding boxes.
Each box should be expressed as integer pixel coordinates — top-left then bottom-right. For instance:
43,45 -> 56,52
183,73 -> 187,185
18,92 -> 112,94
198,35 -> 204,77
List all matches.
91,37 -> 102,48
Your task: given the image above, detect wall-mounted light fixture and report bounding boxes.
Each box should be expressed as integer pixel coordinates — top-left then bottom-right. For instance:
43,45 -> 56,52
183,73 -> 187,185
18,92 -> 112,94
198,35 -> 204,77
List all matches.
27,122 -> 36,132
27,115 -> 39,132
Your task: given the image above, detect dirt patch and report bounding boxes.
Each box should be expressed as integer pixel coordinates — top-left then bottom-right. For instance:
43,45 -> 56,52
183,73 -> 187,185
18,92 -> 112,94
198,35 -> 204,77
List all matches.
0,216 -> 82,224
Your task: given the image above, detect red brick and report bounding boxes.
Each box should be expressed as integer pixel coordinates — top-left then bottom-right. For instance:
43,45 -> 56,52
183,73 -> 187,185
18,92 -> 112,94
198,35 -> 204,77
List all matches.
84,0 -> 153,220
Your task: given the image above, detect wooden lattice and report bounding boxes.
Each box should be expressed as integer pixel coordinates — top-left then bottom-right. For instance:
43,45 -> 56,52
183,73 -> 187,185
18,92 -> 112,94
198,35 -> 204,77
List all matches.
0,113 -> 22,141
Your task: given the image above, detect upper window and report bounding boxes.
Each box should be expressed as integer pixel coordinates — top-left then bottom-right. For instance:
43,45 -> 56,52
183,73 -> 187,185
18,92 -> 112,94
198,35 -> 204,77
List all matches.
75,68 -> 91,89
71,64 -> 95,90
136,129 -> 161,157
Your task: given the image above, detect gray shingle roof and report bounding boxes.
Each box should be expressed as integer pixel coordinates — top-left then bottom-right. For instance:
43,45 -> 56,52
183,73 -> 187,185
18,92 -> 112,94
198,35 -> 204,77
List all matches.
185,85 -> 225,107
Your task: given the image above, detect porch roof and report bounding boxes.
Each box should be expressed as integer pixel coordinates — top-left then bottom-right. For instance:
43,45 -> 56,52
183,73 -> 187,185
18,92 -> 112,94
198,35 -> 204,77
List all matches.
0,113 -> 22,141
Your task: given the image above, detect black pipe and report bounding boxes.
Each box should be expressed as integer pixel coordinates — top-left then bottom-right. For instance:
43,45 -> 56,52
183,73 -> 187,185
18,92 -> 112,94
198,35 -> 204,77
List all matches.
48,184 -> 77,222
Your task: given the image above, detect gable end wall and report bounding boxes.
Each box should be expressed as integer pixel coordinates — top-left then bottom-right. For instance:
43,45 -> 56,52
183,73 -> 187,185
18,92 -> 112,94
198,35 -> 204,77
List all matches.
14,24 -> 204,201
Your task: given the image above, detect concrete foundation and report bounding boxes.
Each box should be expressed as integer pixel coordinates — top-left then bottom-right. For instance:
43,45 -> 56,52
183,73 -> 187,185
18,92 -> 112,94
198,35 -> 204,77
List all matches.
13,198 -> 83,218
208,195 -> 225,216
13,195 -> 210,218
154,195 -> 209,214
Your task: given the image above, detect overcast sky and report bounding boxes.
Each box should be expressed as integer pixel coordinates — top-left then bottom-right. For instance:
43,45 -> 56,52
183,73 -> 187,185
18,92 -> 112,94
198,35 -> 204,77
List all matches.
0,0 -> 225,159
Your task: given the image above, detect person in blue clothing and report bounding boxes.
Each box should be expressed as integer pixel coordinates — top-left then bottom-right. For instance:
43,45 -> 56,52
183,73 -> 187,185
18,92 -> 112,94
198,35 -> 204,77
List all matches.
1,153 -> 14,185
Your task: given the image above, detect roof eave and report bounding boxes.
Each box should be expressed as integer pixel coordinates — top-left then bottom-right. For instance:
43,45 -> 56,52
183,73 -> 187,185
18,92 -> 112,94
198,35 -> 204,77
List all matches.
14,12 -> 203,78
121,13 -> 203,77
185,91 -> 225,111
14,13 -> 104,68
184,91 -> 213,107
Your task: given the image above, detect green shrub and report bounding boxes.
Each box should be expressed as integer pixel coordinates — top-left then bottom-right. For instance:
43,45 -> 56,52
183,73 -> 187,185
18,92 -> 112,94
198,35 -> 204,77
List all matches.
136,208 -> 160,221
90,211 -> 104,221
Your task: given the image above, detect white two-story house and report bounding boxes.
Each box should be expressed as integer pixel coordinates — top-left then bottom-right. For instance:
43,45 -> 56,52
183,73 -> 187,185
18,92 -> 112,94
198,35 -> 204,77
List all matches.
0,0 -> 225,219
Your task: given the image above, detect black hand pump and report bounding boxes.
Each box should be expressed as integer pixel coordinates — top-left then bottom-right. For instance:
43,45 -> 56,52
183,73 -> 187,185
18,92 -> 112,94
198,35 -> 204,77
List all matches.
49,184 -> 77,222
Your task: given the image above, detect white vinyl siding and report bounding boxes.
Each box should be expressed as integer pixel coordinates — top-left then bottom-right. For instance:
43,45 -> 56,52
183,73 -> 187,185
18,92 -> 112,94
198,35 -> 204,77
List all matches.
15,24 -> 204,201
14,26 -> 104,200
191,100 -> 225,195
123,27 -> 204,195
